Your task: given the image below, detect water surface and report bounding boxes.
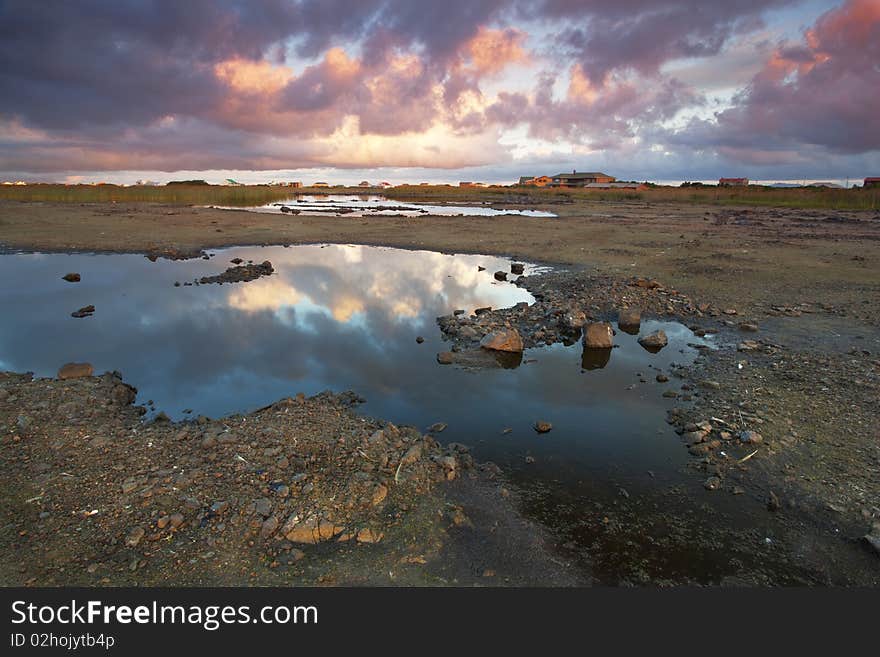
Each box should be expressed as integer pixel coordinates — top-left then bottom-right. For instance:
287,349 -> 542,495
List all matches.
3,244 -> 813,584
217,194 -> 557,218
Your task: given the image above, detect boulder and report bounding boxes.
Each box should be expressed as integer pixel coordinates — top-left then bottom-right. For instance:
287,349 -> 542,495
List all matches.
582,322 -> 613,349
493,271 -> 508,281
638,330 -> 668,351
62,273 -> 81,283
480,328 -> 524,353
534,421 -> 553,434
617,308 -> 641,332
58,362 -> 93,380
510,263 -> 525,275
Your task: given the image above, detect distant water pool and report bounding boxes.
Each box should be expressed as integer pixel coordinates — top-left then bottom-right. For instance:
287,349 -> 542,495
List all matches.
215,194 -> 557,218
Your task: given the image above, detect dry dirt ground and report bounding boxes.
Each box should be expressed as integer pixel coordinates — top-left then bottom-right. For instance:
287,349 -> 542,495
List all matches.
0,199 -> 878,585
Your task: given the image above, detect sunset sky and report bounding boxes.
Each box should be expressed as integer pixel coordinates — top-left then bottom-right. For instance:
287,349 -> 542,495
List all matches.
1,0 -> 878,184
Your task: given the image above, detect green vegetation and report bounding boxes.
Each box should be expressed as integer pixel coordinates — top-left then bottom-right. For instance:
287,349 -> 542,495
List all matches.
0,182 -> 876,211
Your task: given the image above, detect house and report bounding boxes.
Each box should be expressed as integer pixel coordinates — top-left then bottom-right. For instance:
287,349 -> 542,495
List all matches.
583,182 -> 647,190
518,175 -> 552,187
459,181 -> 487,187
312,181 -> 329,188
280,181 -> 302,188
864,177 -> 880,188
378,181 -> 392,188
550,171 -> 615,188
358,180 -> 372,187
719,178 -> 749,186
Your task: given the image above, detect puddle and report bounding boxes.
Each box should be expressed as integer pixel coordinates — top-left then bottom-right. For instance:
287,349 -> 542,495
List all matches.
214,194 -> 557,218
0,244 -> 817,584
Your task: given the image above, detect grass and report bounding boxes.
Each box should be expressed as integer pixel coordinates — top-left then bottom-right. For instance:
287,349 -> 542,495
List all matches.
385,184 -> 880,211
0,182 -> 877,211
0,183 -> 297,206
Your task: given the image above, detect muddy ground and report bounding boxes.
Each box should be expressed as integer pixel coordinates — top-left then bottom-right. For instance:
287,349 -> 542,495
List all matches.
0,198 -> 878,585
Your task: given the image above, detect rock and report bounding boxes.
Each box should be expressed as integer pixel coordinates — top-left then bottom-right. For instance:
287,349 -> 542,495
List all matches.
62,273 -> 81,282
533,421 -> 553,433
57,362 -> 93,380
739,323 -> 759,332
428,422 -> 447,433
125,526 -> 145,547
767,491 -> 780,512
638,330 -> 668,351
284,517 -> 343,544
510,263 -> 525,275
71,305 -> 95,318
583,322 -> 613,349
559,309 -> 587,332
437,352 -> 455,365
739,430 -> 763,445
701,380 -> 721,390
656,373 -> 669,382
121,478 -> 139,494
371,484 -> 388,506
260,515 -> 279,539
864,522 -> 880,555
210,500 -> 229,514
738,340 -> 759,352
356,528 -> 384,544
156,516 -> 170,529
401,444 -> 423,465
198,261 -> 273,285
617,308 -> 641,331
253,498 -> 272,517
493,271 -> 508,281
704,476 -> 722,491
169,513 -> 185,528
415,336 -> 424,344
479,328 -> 524,353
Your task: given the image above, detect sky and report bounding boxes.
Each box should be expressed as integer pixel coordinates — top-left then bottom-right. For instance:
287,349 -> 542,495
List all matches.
1,0 -> 878,185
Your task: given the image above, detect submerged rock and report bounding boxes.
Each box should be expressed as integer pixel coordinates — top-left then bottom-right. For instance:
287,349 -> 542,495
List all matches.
62,273 -> 81,283
582,322 -> 613,349
480,328 -> 524,353
534,421 -> 553,434
71,305 -> 95,318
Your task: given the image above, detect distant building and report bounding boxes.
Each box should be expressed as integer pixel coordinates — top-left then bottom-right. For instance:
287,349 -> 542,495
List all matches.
378,181 -> 392,188
358,180 -> 372,187
278,181 -> 302,187
312,181 -> 329,188
225,178 -> 243,186
808,182 -> 843,188
719,178 -> 749,186
459,181 -> 487,187
550,171 -> 615,188
518,175 -> 552,187
864,177 -> 880,188
134,179 -> 158,186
